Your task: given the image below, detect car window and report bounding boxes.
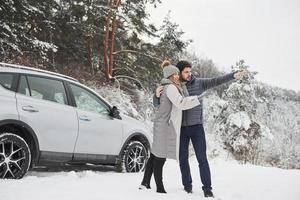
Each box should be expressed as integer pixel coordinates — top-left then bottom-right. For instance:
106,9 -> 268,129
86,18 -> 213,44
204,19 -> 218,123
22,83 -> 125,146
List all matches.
18,75 -> 68,105
18,76 -> 30,96
0,73 -> 14,90
70,84 -> 109,115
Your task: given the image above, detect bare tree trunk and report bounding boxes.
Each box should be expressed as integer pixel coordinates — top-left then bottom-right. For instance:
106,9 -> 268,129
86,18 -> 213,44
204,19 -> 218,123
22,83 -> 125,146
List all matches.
109,0 -> 122,77
97,42 -> 102,70
50,30 -> 56,71
109,17 -> 116,76
103,0 -> 113,79
86,35 -> 94,74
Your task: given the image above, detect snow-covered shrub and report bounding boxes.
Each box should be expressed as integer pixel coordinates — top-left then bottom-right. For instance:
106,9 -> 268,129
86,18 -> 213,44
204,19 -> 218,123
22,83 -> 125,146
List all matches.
202,61 -> 300,169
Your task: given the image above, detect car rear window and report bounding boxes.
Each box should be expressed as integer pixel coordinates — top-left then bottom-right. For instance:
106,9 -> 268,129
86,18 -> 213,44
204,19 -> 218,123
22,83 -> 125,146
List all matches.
17,75 -> 68,105
0,73 -> 14,90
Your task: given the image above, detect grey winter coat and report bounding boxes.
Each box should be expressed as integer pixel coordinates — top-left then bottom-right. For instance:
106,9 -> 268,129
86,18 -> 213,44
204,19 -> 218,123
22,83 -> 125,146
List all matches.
151,78 -> 205,160
153,73 -> 235,126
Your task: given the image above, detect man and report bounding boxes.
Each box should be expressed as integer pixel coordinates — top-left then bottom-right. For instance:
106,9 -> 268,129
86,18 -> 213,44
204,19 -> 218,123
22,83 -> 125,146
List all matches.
153,60 -> 245,198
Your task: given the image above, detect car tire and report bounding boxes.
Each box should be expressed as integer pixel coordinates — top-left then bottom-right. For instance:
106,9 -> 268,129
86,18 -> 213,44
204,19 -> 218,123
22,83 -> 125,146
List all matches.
0,133 -> 31,179
117,141 -> 148,173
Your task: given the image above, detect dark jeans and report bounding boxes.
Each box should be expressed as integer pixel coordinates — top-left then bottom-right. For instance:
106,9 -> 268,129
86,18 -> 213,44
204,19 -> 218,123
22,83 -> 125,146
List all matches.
141,153 -> 166,192
179,124 -> 212,191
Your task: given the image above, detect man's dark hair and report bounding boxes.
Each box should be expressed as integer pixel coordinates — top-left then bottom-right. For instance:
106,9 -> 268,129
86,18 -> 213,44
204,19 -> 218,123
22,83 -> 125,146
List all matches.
176,60 -> 192,73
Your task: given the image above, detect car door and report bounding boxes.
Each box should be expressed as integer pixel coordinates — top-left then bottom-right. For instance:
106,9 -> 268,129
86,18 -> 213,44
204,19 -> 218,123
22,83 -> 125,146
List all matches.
69,83 -> 123,159
0,73 -> 19,121
16,75 -> 78,160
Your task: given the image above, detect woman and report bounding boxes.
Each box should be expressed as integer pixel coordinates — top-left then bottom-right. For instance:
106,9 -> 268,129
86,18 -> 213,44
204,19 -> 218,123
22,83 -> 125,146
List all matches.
139,60 -> 206,193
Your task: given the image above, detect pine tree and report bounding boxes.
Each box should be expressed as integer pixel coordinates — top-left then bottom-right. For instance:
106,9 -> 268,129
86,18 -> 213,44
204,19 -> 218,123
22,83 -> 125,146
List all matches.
216,60 -> 271,164
0,0 -> 58,63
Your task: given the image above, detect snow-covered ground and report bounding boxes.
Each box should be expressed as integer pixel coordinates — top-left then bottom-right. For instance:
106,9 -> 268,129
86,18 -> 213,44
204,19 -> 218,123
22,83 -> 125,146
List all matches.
1,157 -> 299,200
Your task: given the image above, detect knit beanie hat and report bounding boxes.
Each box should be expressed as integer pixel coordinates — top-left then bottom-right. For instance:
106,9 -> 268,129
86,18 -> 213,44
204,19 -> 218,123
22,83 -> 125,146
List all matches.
160,60 -> 179,78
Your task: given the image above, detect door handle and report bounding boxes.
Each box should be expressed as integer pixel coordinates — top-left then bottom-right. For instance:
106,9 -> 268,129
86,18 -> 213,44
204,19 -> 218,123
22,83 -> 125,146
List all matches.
22,105 -> 39,113
79,115 -> 91,121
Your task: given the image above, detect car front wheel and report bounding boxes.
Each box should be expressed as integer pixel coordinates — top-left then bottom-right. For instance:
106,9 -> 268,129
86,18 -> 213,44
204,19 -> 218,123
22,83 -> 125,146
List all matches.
118,141 -> 148,173
0,133 -> 31,179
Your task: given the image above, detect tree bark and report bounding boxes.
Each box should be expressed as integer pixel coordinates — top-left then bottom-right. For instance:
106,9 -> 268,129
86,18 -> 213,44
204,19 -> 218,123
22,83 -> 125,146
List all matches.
103,0 -> 113,79
86,35 -> 93,73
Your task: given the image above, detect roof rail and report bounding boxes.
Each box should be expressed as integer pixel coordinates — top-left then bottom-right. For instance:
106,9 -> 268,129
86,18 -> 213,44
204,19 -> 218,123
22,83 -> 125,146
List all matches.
0,62 -> 78,82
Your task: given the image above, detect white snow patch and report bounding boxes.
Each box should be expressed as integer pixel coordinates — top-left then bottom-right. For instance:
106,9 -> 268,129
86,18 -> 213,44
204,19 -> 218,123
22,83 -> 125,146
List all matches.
260,124 -> 274,141
32,39 -> 58,52
2,23 -> 12,32
227,111 -> 251,130
1,157 -> 299,200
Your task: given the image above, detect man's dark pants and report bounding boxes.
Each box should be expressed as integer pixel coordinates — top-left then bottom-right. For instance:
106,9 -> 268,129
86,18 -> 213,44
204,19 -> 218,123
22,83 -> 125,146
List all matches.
179,124 -> 212,191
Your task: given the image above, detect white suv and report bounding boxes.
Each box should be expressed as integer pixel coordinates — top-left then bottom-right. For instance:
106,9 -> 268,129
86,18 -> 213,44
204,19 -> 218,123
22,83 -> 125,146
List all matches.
0,62 -> 152,179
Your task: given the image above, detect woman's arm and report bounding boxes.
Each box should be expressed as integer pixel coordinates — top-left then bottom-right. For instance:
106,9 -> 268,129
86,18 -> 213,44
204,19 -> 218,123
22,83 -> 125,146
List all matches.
166,84 -> 205,110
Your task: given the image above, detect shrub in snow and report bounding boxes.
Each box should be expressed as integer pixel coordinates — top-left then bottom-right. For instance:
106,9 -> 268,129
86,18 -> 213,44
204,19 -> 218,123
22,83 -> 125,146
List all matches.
202,61 -> 299,169
213,61 -> 274,164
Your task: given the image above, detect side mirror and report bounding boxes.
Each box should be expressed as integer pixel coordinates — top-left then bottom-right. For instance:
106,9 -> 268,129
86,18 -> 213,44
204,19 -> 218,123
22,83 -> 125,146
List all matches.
110,106 -> 121,120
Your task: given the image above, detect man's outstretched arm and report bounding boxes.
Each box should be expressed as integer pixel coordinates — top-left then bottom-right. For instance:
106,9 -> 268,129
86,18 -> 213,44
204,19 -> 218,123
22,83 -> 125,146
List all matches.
199,70 -> 245,91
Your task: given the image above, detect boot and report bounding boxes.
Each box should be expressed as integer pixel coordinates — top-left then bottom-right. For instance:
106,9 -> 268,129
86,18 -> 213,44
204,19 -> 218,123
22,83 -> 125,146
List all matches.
203,189 -> 214,198
184,185 -> 193,194
153,156 -> 167,193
